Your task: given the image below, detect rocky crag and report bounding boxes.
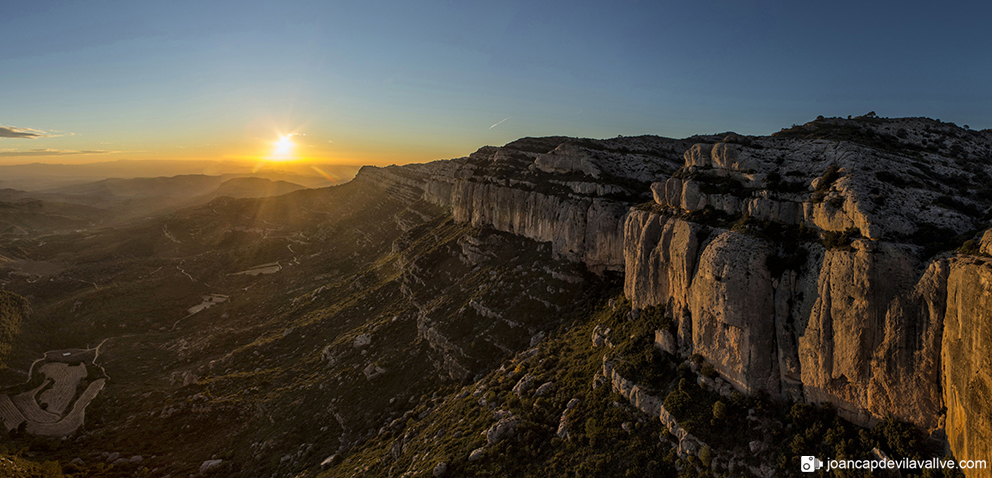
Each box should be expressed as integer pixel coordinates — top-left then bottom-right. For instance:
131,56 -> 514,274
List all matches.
354,115 -> 992,472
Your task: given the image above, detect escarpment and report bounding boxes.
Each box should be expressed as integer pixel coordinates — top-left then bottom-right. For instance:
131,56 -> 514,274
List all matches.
942,255 -> 992,469
354,135 -> 694,273
352,115 -> 992,473
622,116 -> 992,474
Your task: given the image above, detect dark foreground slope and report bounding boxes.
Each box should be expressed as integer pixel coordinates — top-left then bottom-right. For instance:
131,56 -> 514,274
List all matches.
0,167 -> 608,477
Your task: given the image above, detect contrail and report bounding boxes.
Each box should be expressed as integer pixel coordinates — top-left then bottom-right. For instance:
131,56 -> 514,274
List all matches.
489,117 -> 511,129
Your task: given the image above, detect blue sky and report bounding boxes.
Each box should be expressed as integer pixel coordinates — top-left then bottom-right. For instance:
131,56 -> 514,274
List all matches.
2,0 -> 990,165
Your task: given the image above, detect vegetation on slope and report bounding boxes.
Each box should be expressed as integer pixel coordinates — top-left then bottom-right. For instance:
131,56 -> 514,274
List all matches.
322,292 -> 961,478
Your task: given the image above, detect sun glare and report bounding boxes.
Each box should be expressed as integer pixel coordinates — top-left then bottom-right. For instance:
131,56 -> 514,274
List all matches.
270,134 -> 296,161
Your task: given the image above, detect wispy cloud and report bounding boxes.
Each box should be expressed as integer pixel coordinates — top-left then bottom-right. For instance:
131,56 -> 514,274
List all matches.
489,117 -> 511,130
0,125 -> 60,139
0,149 -> 117,157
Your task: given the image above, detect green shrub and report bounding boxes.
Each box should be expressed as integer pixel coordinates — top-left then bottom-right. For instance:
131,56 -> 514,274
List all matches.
700,362 -> 716,379
827,195 -> 845,209
959,239 -> 980,255
698,445 -> 713,467
712,401 -> 727,421
822,227 -> 861,250
911,224 -> 971,258
664,388 -> 692,417
0,291 -> 28,369
584,418 -> 603,443
813,164 -> 840,198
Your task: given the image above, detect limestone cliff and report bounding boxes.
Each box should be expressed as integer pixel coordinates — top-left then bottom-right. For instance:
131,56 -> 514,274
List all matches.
620,116 -> 992,474
942,256 -> 992,468
352,115 -> 992,472
353,135 -> 693,273
688,231 -> 777,395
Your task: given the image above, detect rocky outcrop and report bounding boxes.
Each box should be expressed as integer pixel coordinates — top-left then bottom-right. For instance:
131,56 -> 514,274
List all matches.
626,183 -> 959,427
621,118 -> 992,474
602,360 -> 663,417
356,164 -> 630,272
416,320 -> 473,381
798,241 -> 920,424
354,136 -> 689,273
866,260 -> 948,429
942,257 -> 992,469
533,144 -> 602,179
484,416 -> 519,445
623,210 -> 703,315
688,231 -> 776,394
449,181 -> 629,271
980,230 -> 992,256
602,359 -> 707,460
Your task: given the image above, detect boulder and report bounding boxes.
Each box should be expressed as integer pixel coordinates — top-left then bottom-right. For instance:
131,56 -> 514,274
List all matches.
511,374 -> 536,396
468,447 -> 485,462
655,329 -> 677,355
556,413 -> 570,439
534,382 -> 554,397
354,333 -> 371,348
484,416 -> 519,445
199,459 -> 223,474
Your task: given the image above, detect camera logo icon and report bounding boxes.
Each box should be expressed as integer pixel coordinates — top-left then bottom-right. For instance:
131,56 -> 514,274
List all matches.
801,456 -> 824,472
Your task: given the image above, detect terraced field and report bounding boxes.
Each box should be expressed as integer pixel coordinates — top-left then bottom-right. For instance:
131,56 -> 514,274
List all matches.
38,363 -> 87,414
0,394 -> 25,430
27,379 -> 105,437
0,355 -> 105,436
12,381 -> 59,423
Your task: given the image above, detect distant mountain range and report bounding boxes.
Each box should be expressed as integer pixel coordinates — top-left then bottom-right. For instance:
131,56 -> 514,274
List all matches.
0,175 -> 316,234
0,159 -> 360,191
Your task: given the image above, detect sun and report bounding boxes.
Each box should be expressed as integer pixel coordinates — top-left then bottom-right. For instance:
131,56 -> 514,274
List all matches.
270,134 -> 296,161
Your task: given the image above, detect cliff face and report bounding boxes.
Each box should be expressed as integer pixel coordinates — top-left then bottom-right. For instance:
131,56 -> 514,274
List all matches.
623,210 -> 703,321
354,135 -> 694,273
942,257 -> 992,467
798,241 -> 922,424
867,260 -> 948,429
619,116 -> 992,474
688,231 -> 777,394
352,116 -> 992,472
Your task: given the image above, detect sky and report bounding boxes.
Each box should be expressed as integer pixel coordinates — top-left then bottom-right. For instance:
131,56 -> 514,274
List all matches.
2,0 -> 991,166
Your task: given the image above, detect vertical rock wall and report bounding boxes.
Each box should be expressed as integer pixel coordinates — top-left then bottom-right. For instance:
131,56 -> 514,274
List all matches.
942,258 -> 992,469
623,210 -> 703,314
354,165 -> 628,273
688,232 -> 777,394
867,260 -> 948,429
620,206 -> 971,429
798,241 -> 920,424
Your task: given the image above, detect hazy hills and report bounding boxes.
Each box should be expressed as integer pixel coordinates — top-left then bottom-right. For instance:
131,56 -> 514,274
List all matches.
0,159 -> 360,191
0,175 -> 315,235
0,115 -> 988,477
